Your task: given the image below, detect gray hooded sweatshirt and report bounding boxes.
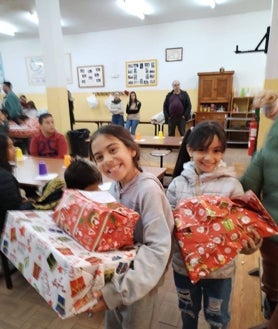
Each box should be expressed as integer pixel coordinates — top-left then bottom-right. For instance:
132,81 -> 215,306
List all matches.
166,160 -> 244,279
102,171 -> 174,309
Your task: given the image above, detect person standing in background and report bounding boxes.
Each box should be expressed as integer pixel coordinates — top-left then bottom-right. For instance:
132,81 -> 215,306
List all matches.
163,80 -> 192,136
2,81 -> 23,124
125,91 -> 141,136
68,90 -> 75,130
108,92 -> 124,126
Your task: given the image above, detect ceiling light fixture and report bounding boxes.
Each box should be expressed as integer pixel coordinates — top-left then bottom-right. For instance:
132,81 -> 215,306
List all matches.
208,0 -> 216,9
197,0 -> 224,9
0,21 -> 16,36
117,0 -> 148,20
27,11 -> 39,25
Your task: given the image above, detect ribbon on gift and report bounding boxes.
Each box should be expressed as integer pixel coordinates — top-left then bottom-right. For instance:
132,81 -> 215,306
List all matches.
173,190 -> 278,283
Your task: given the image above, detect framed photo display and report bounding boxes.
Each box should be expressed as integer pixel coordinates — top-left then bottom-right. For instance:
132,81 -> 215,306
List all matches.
126,59 -> 157,87
77,65 -> 104,88
165,47 -> 183,62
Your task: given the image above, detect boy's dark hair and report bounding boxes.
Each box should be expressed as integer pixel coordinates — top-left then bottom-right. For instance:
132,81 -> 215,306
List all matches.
3,81 -> 12,89
172,120 -> 227,179
64,157 -> 102,189
90,124 -> 141,171
39,113 -> 52,124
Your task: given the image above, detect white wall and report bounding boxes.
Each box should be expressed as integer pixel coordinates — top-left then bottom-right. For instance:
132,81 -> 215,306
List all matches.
0,10 -> 271,94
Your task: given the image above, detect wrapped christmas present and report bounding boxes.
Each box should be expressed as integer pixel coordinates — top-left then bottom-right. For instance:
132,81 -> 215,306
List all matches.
1,210 -> 137,318
53,189 -> 140,252
173,190 -> 278,283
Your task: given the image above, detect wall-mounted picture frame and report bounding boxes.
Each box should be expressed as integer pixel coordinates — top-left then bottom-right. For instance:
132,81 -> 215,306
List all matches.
25,53 -> 72,85
126,59 -> 157,87
165,47 -> 183,62
77,65 -> 105,88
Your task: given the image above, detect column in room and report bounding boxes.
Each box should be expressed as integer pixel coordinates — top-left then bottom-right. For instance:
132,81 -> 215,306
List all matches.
35,0 -> 70,134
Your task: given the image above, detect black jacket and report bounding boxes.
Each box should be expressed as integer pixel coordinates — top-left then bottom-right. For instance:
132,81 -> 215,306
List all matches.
126,101 -> 141,114
0,168 -> 22,231
163,89 -> 192,124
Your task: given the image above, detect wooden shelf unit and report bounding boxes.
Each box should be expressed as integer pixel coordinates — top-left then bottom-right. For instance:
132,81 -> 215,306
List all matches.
232,96 -> 254,113
224,96 -> 255,145
224,112 -> 254,145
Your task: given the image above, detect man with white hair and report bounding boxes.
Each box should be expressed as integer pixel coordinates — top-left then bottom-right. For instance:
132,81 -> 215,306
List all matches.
163,80 -> 191,136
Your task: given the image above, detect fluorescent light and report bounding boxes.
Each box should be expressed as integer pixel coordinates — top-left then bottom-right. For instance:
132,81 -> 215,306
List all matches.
209,0 -> 216,9
117,0 -> 149,20
0,21 -> 16,36
197,0 -> 223,9
27,11 -> 39,25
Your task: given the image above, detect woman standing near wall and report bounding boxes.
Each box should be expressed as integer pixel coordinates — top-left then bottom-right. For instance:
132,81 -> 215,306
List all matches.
108,92 -> 124,126
125,91 -> 141,136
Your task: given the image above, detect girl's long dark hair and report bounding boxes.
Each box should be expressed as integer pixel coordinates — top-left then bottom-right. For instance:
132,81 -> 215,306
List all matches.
0,133 -> 13,172
89,124 -> 142,171
128,91 -> 138,106
172,120 -> 226,178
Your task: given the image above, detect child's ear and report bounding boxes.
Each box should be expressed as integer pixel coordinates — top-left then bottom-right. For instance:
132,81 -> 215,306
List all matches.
130,148 -> 137,158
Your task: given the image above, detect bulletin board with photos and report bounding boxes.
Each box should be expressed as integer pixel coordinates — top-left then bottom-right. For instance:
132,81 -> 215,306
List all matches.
77,65 -> 105,88
126,59 -> 157,87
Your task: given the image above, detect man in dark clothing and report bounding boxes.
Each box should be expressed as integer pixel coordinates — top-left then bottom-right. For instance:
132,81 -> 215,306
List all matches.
163,80 -> 192,136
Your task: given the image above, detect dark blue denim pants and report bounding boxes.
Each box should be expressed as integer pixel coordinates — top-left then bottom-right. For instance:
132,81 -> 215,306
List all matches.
173,271 -> 232,329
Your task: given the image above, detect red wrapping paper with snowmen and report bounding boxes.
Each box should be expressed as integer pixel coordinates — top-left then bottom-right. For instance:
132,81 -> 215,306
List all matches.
173,190 -> 278,283
53,189 -> 140,252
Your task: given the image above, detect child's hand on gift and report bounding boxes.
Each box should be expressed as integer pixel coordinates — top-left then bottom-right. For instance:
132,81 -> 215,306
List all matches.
87,290 -> 108,316
241,230 -> 262,254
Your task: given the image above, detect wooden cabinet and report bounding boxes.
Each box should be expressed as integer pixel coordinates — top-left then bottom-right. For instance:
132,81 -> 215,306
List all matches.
197,70 -> 234,113
195,71 -> 255,146
195,112 -> 227,126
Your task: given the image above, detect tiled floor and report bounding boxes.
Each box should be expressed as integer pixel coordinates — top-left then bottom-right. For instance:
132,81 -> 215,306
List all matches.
0,146 -> 260,329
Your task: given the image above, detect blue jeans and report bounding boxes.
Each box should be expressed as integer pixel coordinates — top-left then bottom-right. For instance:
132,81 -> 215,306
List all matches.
125,119 -> 139,135
111,114 -> 124,126
173,271 -> 232,329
